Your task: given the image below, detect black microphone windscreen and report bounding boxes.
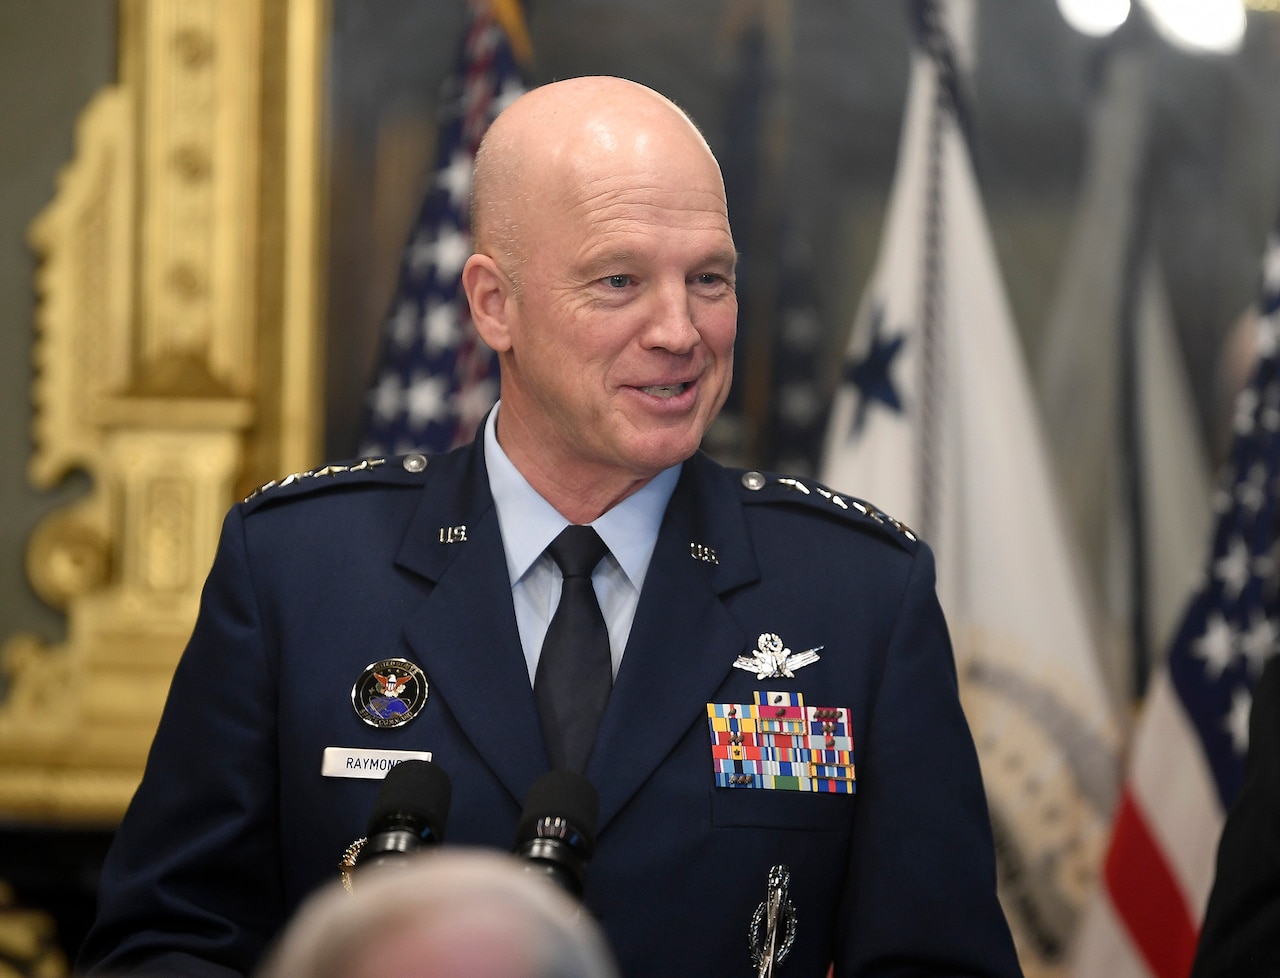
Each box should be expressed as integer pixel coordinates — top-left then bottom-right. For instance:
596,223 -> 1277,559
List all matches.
366,759 -> 453,841
515,770 -> 599,851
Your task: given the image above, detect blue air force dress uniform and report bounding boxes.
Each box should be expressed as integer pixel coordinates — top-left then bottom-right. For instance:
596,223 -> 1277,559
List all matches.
78,434 -> 1021,977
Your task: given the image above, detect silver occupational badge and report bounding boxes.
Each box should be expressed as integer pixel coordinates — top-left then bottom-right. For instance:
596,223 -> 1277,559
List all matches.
351,657 -> 428,728
749,864 -> 797,977
734,633 -> 823,680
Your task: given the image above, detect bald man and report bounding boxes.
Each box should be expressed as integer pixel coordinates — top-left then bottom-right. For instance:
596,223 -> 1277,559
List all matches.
255,850 -> 619,978
78,77 -> 1020,978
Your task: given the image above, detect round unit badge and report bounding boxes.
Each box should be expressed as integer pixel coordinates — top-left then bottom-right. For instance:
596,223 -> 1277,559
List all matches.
351,657 -> 428,728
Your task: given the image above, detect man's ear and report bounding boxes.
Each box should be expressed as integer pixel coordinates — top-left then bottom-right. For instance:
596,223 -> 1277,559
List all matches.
462,253 -> 513,353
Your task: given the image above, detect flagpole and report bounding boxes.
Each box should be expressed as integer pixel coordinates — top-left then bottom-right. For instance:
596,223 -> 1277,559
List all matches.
718,0 -> 792,467
1111,7 -> 1158,701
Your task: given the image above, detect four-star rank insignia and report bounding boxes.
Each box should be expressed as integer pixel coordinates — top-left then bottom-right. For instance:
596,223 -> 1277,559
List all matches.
352,657 -> 428,728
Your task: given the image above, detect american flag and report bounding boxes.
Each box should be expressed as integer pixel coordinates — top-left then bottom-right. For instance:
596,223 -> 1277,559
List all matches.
1071,232 -> 1280,978
358,0 -> 528,458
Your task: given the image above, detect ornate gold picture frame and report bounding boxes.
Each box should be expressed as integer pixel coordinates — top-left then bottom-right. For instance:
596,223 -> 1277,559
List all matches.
0,0 -> 326,823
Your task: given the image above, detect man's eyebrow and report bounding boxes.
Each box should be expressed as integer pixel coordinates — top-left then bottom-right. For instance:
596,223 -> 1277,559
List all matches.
576,252 -> 637,278
704,249 -> 741,270
574,247 -> 740,279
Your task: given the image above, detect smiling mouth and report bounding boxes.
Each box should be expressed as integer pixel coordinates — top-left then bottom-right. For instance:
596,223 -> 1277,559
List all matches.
639,383 -> 689,398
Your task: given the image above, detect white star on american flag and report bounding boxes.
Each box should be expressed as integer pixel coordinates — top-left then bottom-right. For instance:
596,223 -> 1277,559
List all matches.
436,150 -> 473,208
1235,386 -> 1260,436
407,373 -> 453,427
1215,534 -> 1252,602
1241,611 -> 1279,676
406,373 -> 450,428
424,301 -> 461,354
1238,461 -> 1269,514
390,301 -> 418,349
1224,687 -> 1253,754
370,372 -> 403,423
1193,613 -> 1236,680
430,227 -> 472,282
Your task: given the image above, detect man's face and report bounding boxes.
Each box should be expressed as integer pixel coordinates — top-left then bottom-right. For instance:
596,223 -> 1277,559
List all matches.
498,151 -> 738,485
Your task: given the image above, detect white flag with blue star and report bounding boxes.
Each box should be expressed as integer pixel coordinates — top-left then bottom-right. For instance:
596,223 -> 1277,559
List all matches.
820,2 -> 1119,973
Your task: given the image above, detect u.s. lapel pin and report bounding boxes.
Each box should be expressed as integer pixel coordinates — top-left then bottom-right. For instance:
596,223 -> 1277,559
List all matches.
351,657 -> 428,728
438,525 -> 467,544
734,632 -> 823,680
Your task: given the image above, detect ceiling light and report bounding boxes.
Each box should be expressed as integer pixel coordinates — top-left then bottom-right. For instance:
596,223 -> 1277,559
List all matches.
1142,0 -> 1246,53
1057,0 -> 1132,36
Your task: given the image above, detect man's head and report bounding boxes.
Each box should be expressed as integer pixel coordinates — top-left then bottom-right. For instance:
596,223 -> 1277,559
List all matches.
463,76 -> 737,520
255,850 -> 619,978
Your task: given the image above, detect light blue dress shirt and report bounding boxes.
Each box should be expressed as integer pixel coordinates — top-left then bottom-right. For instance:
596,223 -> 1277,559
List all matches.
483,404 -> 680,686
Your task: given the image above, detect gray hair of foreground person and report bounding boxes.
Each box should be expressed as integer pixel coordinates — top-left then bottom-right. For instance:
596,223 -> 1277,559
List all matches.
254,849 -> 620,978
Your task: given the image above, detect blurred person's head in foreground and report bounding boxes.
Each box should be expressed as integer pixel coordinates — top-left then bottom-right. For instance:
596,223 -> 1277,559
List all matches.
254,849 -> 620,978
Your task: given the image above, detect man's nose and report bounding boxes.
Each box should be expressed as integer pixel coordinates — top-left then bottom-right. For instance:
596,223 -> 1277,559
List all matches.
641,282 -> 700,352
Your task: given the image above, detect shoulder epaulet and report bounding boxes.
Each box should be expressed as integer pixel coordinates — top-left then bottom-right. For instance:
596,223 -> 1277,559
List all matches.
735,469 -> 918,550
241,453 -> 432,509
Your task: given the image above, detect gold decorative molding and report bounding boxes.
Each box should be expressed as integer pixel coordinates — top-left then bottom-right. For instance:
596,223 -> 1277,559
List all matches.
0,0 -> 327,823
0,882 -> 67,978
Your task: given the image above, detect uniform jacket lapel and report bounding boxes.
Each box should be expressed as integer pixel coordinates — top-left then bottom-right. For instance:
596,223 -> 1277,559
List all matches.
587,454 -> 759,828
393,443 -> 550,807
388,445 -> 761,823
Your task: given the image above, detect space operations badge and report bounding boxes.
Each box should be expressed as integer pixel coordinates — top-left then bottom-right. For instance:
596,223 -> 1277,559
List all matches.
707,691 -> 855,793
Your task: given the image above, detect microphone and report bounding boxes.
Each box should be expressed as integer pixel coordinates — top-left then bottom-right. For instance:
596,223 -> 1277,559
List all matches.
513,770 -> 599,898
355,759 -> 452,872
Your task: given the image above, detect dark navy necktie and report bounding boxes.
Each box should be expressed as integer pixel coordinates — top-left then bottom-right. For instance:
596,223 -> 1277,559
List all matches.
535,525 -> 612,772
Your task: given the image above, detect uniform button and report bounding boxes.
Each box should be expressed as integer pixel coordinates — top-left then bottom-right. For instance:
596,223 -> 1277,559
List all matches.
403,453 -> 428,473
741,471 -> 766,491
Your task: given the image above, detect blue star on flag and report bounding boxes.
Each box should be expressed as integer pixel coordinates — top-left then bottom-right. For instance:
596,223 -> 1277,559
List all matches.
843,303 -> 907,438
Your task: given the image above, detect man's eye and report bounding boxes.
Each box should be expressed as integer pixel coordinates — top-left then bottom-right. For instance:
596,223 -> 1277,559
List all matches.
605,275 -> 630,288
695,273 -> 733,291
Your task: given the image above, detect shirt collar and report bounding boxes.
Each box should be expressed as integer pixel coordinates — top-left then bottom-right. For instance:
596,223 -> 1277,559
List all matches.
483,403 -> 680,588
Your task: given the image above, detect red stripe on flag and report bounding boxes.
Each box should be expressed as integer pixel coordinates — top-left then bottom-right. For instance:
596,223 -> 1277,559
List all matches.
1104,787 -> 1200,978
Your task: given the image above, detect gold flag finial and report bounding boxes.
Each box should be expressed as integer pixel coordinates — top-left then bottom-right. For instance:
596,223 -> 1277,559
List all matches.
486,0 -> 534,68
